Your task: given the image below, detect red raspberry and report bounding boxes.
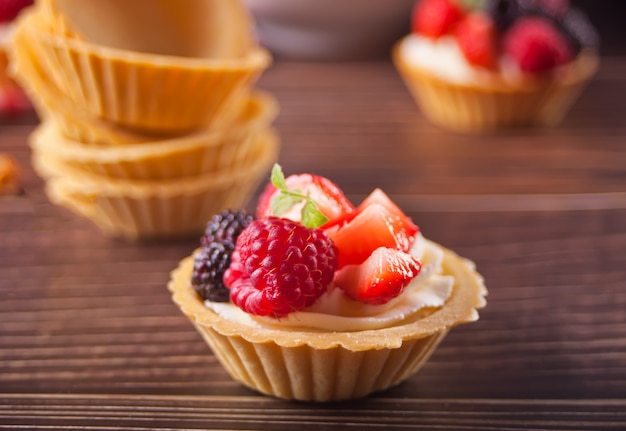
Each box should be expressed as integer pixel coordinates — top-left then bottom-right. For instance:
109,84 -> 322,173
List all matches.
412,0 -> 464,39
224,217 -> 338,318
0,0 -> 33,23
503,16 -> 573,73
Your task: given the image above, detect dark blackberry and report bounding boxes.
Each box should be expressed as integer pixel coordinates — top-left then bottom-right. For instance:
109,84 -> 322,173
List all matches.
560,7 -> 599,53
192,210 -> 254,302
487,0 -> 570,31
191,242 -> 233,302
517,0 -> 568,18
486,0 -> 521,31
201,209 -> 254,248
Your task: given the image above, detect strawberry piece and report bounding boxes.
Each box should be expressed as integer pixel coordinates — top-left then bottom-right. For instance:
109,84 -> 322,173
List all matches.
0,0 -> 33,23
455,12 -> 497,69
256,173 -> 355,227
355,188 -> 417,227
503,16 -> 574,73
325,189 -> 419,268
412,0 -> 465,38
334,247 -> 422,305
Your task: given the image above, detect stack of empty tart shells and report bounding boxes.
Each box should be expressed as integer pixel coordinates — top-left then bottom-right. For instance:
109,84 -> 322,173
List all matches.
8,0 -> 278,240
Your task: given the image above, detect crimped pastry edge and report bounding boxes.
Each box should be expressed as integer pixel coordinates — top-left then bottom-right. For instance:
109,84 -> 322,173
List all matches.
168,244 -> 487,351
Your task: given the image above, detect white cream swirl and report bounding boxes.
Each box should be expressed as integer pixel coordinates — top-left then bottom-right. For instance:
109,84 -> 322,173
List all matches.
400,34 -> 526,85
205,234 -> 454,332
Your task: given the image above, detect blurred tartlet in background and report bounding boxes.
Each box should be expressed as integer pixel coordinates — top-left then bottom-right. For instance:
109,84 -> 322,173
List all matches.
243,0 -> 415,60
393,0 -> 600,132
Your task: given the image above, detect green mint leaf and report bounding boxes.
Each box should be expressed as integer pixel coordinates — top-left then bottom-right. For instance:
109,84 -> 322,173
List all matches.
300,195 -> 329,229
270,164 -> 309,217
271,193 -> 303,217
267,163 -> 329,229
270,163 -> 288,191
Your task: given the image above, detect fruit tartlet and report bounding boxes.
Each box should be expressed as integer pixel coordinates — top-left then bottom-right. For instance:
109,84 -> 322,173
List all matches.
393,0 -> 599,132
168,165 -> 486,401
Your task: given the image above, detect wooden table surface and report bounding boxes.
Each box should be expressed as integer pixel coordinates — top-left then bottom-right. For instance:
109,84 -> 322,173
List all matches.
1,57 -> 625,430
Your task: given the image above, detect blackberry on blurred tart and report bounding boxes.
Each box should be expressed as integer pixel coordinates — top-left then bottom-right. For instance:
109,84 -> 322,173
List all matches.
393,0 -> 599,132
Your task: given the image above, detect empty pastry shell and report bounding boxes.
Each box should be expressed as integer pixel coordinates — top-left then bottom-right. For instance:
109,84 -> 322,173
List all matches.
11,8 -> 271,133
28,94 -> 278,180
9,33 -> 256,145
34,128 -> 279,240
39,0 -> 255,59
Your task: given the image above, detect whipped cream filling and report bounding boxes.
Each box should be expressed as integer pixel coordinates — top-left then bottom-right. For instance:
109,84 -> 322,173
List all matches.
400,34 -> 527,85
205,234 -> 454,332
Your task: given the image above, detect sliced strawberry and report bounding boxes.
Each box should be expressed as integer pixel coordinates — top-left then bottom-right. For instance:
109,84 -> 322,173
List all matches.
334,247 -> 422,305
355,188 -> 410,217
325,189 -> 419,268
455,12 -> 497,69
412,0 -> 464,39
256,173 -> 355,226
318,207 -> 356,232
256,181 -> 278,218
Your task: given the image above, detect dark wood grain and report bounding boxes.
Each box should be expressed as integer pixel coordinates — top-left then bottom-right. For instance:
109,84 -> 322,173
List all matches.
1,394 -> 625,430
1,57 -> 625,430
